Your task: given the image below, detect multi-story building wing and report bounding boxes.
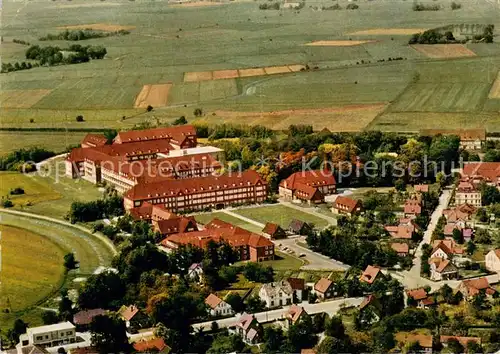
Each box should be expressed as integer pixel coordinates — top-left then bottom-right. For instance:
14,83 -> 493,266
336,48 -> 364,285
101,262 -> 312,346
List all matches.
18,322 -> 76,349
124,170 -> 267,212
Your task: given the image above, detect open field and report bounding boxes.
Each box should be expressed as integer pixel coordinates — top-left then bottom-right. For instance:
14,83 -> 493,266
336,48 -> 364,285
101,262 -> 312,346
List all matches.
134,84 -> 172,108
56,23 -> 135,31
347,28 -> 428,35
0,225 -> 66,314
0,89 -> 52,108
1,0 -> 500,137
0,172 -> 62,206
233,205 -> 330,229
411,44 -> 477,59
0,131 -> 86,155
489,71 -> 500,99
169,1 -> 226,8
0,212 -> 115,330
305,40 -> 376,46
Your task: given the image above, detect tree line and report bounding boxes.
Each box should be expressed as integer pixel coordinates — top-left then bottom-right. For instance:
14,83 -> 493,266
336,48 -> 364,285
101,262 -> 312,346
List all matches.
0,147 -> 55,171
39,29 -> 130,41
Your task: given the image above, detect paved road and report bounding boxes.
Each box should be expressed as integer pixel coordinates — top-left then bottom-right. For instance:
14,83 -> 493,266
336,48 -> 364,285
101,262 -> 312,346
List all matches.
274,237 -> 349,271
0,208 -> 117,255
399,188 -> 452,289
193,297 -> 364,331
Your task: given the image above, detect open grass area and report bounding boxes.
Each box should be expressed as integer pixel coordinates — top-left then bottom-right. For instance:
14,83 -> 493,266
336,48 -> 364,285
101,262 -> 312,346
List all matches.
0,131 -> 86,155
0,171 -> 62,206
233,205 -> 330,229
1,0 -> 499,132
0,225 -> 66,330
193,211 -> 263,234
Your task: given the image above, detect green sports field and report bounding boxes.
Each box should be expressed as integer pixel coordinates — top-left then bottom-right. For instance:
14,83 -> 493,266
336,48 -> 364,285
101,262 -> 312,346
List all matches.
0,0 -> 499,149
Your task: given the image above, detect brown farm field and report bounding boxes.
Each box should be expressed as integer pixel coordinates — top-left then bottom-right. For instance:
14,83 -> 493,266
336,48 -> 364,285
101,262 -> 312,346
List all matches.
489,71 -> 500,99
212,69 -> 239,80
56,23 -> 135,31
184,71 -> 213,82
201,104 -> 387,131
305,40 -> 376,46
134,84 -> 172,108
0,90 -> 52,108
411,44 -> 477,59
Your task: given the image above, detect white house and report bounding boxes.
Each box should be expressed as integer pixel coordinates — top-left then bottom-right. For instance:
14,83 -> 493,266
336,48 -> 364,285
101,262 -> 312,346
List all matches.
428,258 -> 459,281
205,294 -> 234,317
259,280 -> 293,308
187,263 -> 204,282
485,249 -> 500,273
18,322 -> 76,349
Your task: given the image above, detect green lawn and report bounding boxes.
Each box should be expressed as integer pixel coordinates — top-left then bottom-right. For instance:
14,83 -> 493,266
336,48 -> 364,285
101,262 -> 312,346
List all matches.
234,205 -> 330,229
0,131 -> 86,155
0,171 -> 62,206
260,251 -> 305,271
0,224 -> 66,331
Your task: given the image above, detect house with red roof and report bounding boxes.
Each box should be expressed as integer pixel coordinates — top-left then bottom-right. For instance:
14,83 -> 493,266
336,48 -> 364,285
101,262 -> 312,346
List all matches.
81,133 -> 108,148
262,222 -> 287,239
455,180 -> 482,207
279,170 -> 336,204
285,305 -> 309,328
133,337 -> 170,353
113,125 -> 197,148
462,162 -> 500,189
395,333 -> 433,354
230,313 -> 261,344
160,219 -> 274,262
457,277 -> 497,299
360,265 -> 383,284
430,239 -> 464,259
391,242 -> 409,256
403,199 -> 422,218
332,195 -> 362,216
314,278 -> 335,300
358,294 -> 382,324
428,257 -> 458,281
205,294 -> 234,317
124,170 -> 267,212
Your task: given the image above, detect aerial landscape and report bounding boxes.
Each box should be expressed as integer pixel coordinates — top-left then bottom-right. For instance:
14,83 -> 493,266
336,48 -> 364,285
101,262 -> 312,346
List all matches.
1,0 -> 500,352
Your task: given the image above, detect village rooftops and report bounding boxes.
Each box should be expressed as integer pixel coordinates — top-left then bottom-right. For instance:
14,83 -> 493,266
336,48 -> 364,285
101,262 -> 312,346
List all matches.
460,277 -> 496,296
280,169 -> 336,189
113,125 -> 196,145
125,169 -> 265,200
314,277 -> 333,293
406,288 -> 428,301
404,199 -> 422,215
133,337 -> 170,353
462,162 -> 500,184
333,195 -> 361,214
360,265 -> 382,284
420,128 -> 486,141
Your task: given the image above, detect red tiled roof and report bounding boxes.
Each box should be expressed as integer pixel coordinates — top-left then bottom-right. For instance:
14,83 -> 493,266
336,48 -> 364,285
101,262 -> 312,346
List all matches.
82,134 -> 108,147
462,162 -> 500,184
414,184 -> 429,193
205,294 -> 223,309
205,218 -> 234,229
462,277 -> 492,296
287,277 -> 305,291
440,335 -> 481,346
314,278 -> 333,294
115,125 -> 196,144
334,195 -> 361,213
133,338 -> 170,353
125,170 -> 265,200
404,199 -> 422,215
262,222 -> 280,236
395,333 -> 432,348
359,294 -> 377,310
406,288 -> 427,301
286,304 -> 307,324
154,216 -> 197,235
294,182 -> 323,200
391,243 -> 409,254
118,305 -> 139,321
360,265 -> 381,284
236,313 -> 256,330
280,169 -> 336,189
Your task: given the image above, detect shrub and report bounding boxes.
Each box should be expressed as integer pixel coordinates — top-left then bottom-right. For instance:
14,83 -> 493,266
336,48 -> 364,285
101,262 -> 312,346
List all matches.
346,3 -> 359,9
2,199 -> 14,208
9,187 -> 25,195
450,2 -> 461,10
76,115 -> 84,122
146,105 -> 153,112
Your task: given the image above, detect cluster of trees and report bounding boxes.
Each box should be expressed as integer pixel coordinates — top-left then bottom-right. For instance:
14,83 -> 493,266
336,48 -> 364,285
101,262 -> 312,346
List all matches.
194,123 -> 274,140
0,147 -> 55,171
23,44 -> 107,68
1,61 -> 38,73
451,2 -> 462,10
409,29 -> 456,44
259,2 -> 280,10
68,194 -> 124,223
412,3 -> 440,11
39,29 -> 130,41
346,3 -> 359,9
13,38 -> 30,45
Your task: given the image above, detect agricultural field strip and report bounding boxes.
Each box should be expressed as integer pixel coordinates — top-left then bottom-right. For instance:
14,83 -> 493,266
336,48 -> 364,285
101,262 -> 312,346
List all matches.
488,71 -> 500,98
184,64 -> 305,82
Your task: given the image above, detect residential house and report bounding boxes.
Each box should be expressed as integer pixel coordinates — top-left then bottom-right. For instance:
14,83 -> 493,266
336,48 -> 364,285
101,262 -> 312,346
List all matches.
440,336 -> 481,349
187,263 -> 204,281
428,258 -> 458,281
287,277 -> 305,302
285,305 -> 309,328
288,219 -> 313,235
332,196 -> 362,216
117,305 -> 148,330
17,322 -> 76,349
133,338 -> 171,353
406,288 -> 435,308
457,277 -> 497,299
404,199 -> 422,218
385,218 -> 420,240
230,313 -> 260,344
360,265 -> 383,284
391,243 -> 409,257
443,203 -> 477,222
124,170 -> 268,212
262,222 -> 287,239
161,221 -> 275,262
414,184 -> 430,193
205,294 -> 234,317
259,280 -> 293,308
395,333 -> 433,354
430,239 -> 464,259
462,162 -> 500,189
455,180 -> 482,207
358,295 -> 382,325
420,128 -> 486,150
314,278 -> 334,300
485,249 -> 500,273
279,170 -> 336,204
73,309 -> 107,330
